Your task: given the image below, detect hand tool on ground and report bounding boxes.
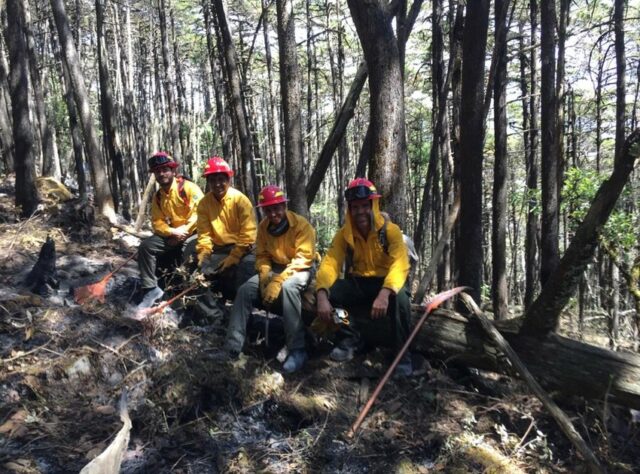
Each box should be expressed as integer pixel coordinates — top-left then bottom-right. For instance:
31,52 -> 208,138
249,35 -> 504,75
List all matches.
345,286 -> 469,440
74,251 -> 138,305
132,281 -> 200,321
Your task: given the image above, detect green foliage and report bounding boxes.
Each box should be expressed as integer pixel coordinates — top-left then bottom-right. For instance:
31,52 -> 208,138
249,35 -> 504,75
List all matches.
562,166 -> 636,252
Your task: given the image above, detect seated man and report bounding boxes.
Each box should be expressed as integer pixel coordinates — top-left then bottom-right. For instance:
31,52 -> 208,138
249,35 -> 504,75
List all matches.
137,152 -> 204,308
225,185 -> 316,374
315,178 -> 413,375
196,156 -> 257,307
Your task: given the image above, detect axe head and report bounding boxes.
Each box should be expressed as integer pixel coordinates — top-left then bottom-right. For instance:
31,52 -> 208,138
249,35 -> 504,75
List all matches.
422,286 -> 470,314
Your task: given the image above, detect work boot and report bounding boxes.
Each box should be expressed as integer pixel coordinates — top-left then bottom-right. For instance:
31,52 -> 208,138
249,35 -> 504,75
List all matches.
394,352 -> 413,378
329,337 -> 362,362
282,349 -> 307,373
137,287 -> 164,309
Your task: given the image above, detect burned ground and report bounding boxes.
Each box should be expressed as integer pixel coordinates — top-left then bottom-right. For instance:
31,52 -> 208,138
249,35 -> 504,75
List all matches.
0,188 -> 638,473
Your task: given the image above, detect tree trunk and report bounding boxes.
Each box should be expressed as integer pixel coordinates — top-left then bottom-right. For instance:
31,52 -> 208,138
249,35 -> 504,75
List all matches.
0,34 -> 15,173
539,0 -> 558,286
492,0 -> 509,320
276,0 -> 307,217
261,0 -> 282,185
96,0 -> 131,220
24,0 -> 60,180
614,0 -> 626,167
306,63 -> 367,207
50,0 -> 116,221
346,0 -> 408,228
520,130 -> 640,336
456,0 -> 489,303
158,0 -> 181,162
5,0 -> 39,217
211,0 -> 255,198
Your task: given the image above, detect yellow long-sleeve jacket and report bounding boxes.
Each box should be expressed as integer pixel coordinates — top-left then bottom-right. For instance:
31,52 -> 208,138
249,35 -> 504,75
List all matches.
316,198 -> 410,294
196,187 -> 257,264
151,178 -> 204,237
256,211 -> 316,281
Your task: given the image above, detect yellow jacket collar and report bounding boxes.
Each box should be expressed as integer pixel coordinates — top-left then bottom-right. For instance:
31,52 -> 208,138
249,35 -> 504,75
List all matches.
343,198 -> 384,246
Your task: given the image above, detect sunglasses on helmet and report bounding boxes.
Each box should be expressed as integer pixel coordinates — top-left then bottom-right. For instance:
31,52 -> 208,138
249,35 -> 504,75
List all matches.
344,185 -> 375,201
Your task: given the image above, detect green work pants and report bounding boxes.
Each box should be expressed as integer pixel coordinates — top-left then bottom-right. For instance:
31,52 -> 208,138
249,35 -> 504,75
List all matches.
327,277 -> 411,350
138,234 -> 196,289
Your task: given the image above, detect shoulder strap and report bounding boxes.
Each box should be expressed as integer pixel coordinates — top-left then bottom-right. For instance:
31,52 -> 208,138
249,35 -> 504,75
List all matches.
177,176 -> 189,207
378,214 -> 389,254
155,176 -> 190,208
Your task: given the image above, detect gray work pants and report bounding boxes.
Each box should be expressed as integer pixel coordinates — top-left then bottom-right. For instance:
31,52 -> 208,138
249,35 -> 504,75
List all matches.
226,269 -> 310,353
138,234 -> 196,289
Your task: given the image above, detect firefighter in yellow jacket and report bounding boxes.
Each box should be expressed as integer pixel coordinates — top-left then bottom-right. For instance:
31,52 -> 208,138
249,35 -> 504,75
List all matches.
315,178 -> 413,375
196,156 -> 257,304
137,152 -> 204,308
225,185 -> 316,373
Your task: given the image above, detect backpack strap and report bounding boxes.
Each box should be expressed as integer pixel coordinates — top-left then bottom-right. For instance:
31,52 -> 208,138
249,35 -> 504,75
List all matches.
344,214 -> 390,277
155,176 -> 190,209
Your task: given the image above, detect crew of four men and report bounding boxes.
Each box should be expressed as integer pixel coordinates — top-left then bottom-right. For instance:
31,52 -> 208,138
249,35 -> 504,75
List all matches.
138,151 -> 412,375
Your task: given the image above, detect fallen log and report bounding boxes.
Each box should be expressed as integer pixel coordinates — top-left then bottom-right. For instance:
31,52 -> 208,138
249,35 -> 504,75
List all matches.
461,293 -> 603,474
412,309 -> 640,410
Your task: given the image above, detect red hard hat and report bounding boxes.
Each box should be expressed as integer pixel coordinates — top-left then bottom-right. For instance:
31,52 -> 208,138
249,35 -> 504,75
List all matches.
203,156 -> 234,177
148,151 -> 178,171
344,178 -> 381,201
257,185 -> 288,207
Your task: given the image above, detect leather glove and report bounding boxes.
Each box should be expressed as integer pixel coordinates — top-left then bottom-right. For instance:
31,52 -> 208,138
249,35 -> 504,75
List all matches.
200,258 -> 219,278
258,266 -> 271,295
216,254 -> 240,273
262,274 -> 284,306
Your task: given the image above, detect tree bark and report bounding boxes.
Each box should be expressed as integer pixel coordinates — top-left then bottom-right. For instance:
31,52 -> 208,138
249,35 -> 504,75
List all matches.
24,0 -> 60,180
158,0 -> 181,162
0,35 -> 15,173
614,0 -> 626,166
211,0 -> 255,199
456,0 -> 489,303
276,0 -> 307,217
524,0 -> 539,309
491,0 -> 509,320
520,130 -> 640,336
96,0 -> 131,220
5,0 -> 39,217
50,0 -> 116,221
346,0 -> 408,228
539,0 -> 558,286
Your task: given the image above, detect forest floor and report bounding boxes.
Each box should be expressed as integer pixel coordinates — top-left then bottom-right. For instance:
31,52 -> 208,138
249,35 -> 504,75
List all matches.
0,176 -> 638,473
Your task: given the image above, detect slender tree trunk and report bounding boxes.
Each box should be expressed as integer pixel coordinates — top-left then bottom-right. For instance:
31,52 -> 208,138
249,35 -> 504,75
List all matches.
211,0 -> 255,198
261,0 -> 282,185
525,0 -> 540,307
5,0 -> 39,216
24,1 -> 59,179
492,0 -> 509,320
539,0 -> 558,287
0,35 -> 15,172
50,0 -> 116,221
97,0 -> 131,219
158,0 -> 181,161
276,0 -> 307,216
614,0 -> 626,166
456,0 -> 489,303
